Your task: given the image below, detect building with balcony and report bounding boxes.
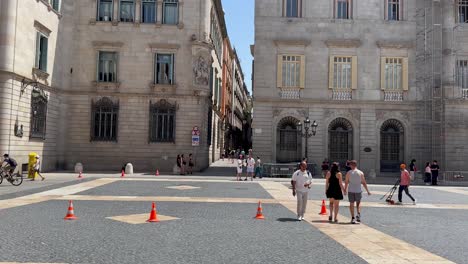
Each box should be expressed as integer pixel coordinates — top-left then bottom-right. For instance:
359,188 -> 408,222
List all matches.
252,0 -> 468,175
0,0 -> 243,172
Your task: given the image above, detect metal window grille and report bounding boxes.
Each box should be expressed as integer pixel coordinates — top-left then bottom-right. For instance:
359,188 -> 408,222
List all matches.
380,119 -> 404,172
120,0 -> 135,22
149,100 -> 176,143
385,58 -> 403,90
155,54 -> 174,84
336,0 -> 351,19
98,52 -> 117,82
35,33 -> 48,72
30,89 -> 48,139
210,12 -> 222,58
457,60 -> 468,89
333,57 -> 352,89
281,55 -> 301,88
91,97 -> 118,141
163,0 -> 178,25
285,0 -> 299,17
276,116 -> 301,163
207,106 -> 212,146
387,0 -> 400,21
328,118 -> 353,165
459,0 -> 468,23
98,0 -> 113,21
142,0 -> 156,23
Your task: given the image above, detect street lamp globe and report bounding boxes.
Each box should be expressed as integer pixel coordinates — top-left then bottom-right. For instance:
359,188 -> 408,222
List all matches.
304,117 -> 311,129
311,120 -> 318,135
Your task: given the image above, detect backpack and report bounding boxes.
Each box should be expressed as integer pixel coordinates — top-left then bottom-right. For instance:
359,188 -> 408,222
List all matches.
9,158 -> 17,167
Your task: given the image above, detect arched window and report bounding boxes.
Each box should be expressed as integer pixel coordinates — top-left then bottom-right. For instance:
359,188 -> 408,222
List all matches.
149,99 -> 176,143
30,89 -> 48,139
276,116 -> 301,163
328,118 -> 353,165
380,119 -> 404,172
91,97 -> 118,141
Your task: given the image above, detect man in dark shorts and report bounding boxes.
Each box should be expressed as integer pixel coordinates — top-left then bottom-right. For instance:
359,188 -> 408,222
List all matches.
430,160 -> 440,185
2,154 -> 18,176
344,160 -> 371,224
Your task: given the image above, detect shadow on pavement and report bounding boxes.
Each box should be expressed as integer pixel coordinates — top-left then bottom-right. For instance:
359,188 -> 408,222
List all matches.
276,218 -> 299,222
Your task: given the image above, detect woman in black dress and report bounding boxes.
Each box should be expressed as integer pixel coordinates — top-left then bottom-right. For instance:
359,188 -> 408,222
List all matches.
325,162 -> 345,223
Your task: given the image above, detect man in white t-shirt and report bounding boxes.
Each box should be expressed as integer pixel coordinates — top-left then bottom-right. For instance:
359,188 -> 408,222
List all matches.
291,161 -> 313,221
246,154 -> 255,181
236,155 -> 244,181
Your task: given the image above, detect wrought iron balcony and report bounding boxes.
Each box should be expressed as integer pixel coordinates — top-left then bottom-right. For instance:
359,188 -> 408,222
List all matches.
462,89 -> 468,99
383,90 -> 404,102
331,90 -> 352,100
280,88 -> 301,99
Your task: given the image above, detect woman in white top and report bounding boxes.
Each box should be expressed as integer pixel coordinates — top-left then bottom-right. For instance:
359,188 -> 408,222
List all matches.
424,162 -> 431,185
32,155 -> 45,181
236,155 -> 244,181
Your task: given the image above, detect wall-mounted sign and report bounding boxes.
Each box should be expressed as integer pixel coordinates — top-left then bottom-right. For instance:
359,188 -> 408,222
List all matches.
192,126 -> 200,146
364,147 -> 372,153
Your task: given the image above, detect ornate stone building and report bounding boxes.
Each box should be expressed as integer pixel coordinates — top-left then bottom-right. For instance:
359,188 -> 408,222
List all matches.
253,0 -> 468,176
0,0 -> 246,172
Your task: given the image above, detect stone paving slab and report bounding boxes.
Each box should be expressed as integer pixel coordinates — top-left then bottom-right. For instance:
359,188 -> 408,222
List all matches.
336,207 -> 468,264
0,200 -> 366,264
77,181 -> 273,199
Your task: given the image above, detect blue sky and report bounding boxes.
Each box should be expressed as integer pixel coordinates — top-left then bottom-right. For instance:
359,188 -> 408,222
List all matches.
221,0 -> 254,93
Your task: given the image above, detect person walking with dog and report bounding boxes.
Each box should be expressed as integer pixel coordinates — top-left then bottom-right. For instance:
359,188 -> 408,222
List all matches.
325,162 -> 344,223
291,161 -> 312,221
397,164 -> 416,205
344,160 -> 371,224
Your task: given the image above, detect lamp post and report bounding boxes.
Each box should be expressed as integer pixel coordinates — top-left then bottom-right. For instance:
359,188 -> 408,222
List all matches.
297,117 -> 318,160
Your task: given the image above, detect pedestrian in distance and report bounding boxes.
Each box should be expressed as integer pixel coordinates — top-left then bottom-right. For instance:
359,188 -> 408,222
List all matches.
188,153 -> 194,175
430,160 -> 440,185
321,159 -> 330,178
246,154 -> 255,181
409,159 -> 417,181
33,155 -> 45,181
176,154 -> 182,175
291,161 -> 313,221
344,160 -> 371,224
424,162 -> 432,185
236,154 -> 244,181
325,162 -> 345,223
396,164 -> 416,205
255,156 -> 263,179
345,160 -> 352,173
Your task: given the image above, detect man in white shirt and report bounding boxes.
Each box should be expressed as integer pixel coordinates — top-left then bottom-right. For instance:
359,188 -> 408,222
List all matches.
291,161 -> 312,221
246,154 -> 255,181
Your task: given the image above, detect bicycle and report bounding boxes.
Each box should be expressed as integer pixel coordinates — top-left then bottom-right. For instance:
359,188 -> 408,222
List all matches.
0,166 -> 23,186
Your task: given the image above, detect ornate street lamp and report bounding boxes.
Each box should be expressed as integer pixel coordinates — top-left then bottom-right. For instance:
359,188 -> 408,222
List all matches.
297,117 -> 318,160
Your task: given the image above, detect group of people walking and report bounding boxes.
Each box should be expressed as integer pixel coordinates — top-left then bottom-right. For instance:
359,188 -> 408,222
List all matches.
176,154 -> 194,175
236,154 -> 262,181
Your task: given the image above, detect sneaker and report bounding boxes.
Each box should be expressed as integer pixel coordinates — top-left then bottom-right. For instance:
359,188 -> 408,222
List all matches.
356,214 -> 361,223
334,219 -> 338,223
413,199 -> 417,205
351,218 -> 356,224
328,216 -> 332,222
297,216 -> 302,221
395,201 -> 402,205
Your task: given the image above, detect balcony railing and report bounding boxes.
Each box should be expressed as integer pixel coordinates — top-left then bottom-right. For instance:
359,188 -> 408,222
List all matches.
280,88 -> 301,99
462,89 -> 468,99
331,90 -> 352,100
384,90 -> 404,102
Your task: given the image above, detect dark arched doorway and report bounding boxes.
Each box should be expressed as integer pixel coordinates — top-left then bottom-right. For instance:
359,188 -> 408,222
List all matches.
328,118 -> 353,167
380,119 -> 404,172
276,116 -> 301,163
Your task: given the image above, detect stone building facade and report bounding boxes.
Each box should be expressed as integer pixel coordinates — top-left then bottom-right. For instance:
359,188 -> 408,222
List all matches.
253,0 -> 468,176
0,0 -> 247,172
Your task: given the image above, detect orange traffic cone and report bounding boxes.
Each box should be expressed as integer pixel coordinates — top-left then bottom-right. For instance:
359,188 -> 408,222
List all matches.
156,169 -> 160,176
147,202 -> 160,222
254,201 -> 265,220
121,169 -> 125,178
319,200 -> 327,215
64,200 -> 78,220
78,171 -> 83,179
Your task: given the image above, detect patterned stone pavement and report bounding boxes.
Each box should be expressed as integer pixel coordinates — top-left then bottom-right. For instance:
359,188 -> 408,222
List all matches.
1,175 -> 468,264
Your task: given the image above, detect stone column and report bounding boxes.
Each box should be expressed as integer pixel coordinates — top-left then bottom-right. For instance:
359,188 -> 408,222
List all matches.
112,0 -> 119,25
135,0 -> 141,24
0,0 -> 17,71
156,0 -> 162,26
359,109 -> 377,178
177,1 -> 184,29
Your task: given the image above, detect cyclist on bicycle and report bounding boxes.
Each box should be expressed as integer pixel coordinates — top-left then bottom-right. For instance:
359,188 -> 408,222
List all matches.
3,154 -> 18,176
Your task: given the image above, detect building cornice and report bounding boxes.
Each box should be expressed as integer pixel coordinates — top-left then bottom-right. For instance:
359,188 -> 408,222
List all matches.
92,41 -> 124,48
274,39 -> 311,47
376,40 -> 415,49
324,39 -> 362,48
148,43 -> 181,50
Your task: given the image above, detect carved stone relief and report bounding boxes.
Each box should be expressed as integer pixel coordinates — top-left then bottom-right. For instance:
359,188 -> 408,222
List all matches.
193,55 -> 210,86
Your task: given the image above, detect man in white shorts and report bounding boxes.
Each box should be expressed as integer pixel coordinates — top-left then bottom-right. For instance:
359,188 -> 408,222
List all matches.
246,154 -> 255,181
344,160 -> 371,224
236,155 -> 244,181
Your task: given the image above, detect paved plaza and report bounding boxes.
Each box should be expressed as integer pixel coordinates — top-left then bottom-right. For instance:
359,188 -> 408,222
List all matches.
1,162 -> 468,263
